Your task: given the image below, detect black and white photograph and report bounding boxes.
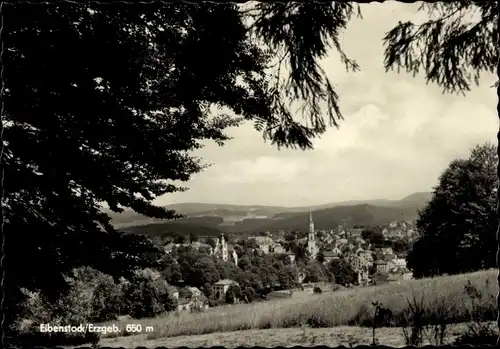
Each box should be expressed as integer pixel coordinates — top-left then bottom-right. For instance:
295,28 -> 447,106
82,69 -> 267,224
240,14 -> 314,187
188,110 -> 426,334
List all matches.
3,1 -> 500,348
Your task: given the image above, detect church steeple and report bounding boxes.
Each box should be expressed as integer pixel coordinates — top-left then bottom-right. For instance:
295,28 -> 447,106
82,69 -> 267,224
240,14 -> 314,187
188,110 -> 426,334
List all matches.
307,211 -> 317,259
309,211 -> 314,235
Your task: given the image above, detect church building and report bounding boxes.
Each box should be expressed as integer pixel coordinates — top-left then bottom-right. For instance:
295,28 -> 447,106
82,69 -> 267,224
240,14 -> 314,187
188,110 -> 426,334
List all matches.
306,212 -> 319,260
213,233 -> 238,266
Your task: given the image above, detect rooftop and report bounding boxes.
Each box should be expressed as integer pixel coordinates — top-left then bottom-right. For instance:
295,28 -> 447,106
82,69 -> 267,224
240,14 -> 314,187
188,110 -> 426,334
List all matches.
214,279 -> 239,286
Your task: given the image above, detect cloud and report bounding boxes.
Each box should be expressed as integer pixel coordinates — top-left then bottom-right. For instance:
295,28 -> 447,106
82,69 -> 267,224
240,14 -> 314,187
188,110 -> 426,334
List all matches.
155,2 -> 497,207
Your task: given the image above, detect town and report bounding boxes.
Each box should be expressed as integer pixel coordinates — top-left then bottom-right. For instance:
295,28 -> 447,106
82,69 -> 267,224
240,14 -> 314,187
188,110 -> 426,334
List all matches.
151,213 -> 418,312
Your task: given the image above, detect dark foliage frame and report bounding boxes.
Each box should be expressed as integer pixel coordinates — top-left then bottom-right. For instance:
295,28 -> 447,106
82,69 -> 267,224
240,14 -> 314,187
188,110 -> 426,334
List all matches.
0,0 -> 498,349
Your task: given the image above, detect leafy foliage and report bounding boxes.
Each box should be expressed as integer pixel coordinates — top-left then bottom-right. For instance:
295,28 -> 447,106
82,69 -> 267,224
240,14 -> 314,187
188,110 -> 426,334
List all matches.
408,143 -> 498,278
327,258 -> 356,286
248,2 -> 361,148
383,2 -> 497,94
122,273 -> 176,319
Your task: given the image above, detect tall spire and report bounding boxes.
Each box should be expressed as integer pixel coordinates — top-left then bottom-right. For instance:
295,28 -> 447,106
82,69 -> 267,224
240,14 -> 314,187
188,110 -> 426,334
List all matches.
309,211 -> 314,235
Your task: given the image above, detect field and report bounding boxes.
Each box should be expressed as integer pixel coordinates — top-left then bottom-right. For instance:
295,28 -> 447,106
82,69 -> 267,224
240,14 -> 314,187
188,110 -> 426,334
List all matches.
100,322 -> 493,348
96,269 -> 497,347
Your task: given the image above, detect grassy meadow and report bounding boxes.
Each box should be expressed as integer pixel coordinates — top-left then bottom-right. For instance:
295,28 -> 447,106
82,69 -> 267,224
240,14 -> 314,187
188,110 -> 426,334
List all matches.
98,269 -> 497,342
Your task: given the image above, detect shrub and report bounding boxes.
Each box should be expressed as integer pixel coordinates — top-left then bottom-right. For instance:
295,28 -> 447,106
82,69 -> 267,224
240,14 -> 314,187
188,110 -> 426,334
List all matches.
90,276 -> 123,322
225,285 -> 243,304
123,274 -> 176,319
313,286 -> 322,294
16,287 -> 100,347
454,322 -> 497,345
454,279 -> 498,346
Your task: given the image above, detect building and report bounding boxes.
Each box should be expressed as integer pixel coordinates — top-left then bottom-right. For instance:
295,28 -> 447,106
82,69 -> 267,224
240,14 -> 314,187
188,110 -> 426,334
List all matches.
213,233 -> 229,261
322,249 -> 341,263
177,294 -> 209,312
306,212 -> 319,260
232,249 -> 238,266
167,286 -> 180,300
212,234 -> 238,266
374,260 -> 389,274
164,242 -> 175,254
213,279 -> 239,300
273,244 -> 286,254
350,255 -> 370,272
357,249 -> 373,264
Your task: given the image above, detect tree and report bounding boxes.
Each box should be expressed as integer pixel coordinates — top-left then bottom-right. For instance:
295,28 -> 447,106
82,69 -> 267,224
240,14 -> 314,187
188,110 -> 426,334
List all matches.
173,234 -> 187,245
407,144 -> 497,278
225,285 -> 243,304
242,286 -> 257,303
392,239 -> 410,254
122,274 -> 175,319
206,237 -> 217,249
382,9 -> 498,340
361,227 -> 384,246
327,259 -> 355,287
5,1 -> 498,344
189,232 -> 199,244
316,250 -> 325,264
383,2 -> 496,95
5,3 -> 278,337
177,251 -> 220,288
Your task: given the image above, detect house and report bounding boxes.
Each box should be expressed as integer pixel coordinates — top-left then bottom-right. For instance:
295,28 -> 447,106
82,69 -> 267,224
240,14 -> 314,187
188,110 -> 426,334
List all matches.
213,279 -> 239,300
381,247 -> 394,255
177,286 -> 202,299
350,255 -> 370,271
285,251 -> 296,264
392,258 -> 407,268
164,243 -> 175,254
177,294 -> 209,312
357,249 -> 373,263
322,249 -> 340,263
167,286 -> 179,300
356,268 -> 369,285
374,260 -> 389,274
252,236 -> 274,254
136,268 -> 162,280
273,244 -> 286,254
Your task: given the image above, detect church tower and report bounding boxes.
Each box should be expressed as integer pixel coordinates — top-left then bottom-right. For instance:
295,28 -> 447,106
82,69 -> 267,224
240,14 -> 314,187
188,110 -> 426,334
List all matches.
307,212 -> 317,259
308,211 -> 315,238
221,233 -> 229,262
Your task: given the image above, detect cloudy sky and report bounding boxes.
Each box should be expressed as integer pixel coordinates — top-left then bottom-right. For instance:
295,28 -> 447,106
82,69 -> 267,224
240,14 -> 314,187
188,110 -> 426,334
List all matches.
155,2 -> 498,207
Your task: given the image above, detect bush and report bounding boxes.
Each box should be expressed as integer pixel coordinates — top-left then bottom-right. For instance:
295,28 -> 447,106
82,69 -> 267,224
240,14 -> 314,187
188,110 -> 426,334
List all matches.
16,287 -> 100,347
90,276 -> 123,322
454,322 -> 497,345
123,274 -> 176,319
454,279 -> 498,346
225,285 -> 243,304
313,287 -> 322,294
15,267 -> 125,347
242,286 -> 257,303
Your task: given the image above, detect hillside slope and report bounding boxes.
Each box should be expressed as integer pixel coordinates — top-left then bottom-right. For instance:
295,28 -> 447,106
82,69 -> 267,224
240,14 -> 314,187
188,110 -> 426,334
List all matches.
107,192 -> 431,235
248,203 -> 419,232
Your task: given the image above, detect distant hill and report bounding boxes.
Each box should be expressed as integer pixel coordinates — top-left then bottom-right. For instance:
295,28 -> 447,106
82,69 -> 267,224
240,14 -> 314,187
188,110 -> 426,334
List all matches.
397,192 -> 433,207
121,219 -> 225,238
252,204 -> 419,233
106,192 -> 432,236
